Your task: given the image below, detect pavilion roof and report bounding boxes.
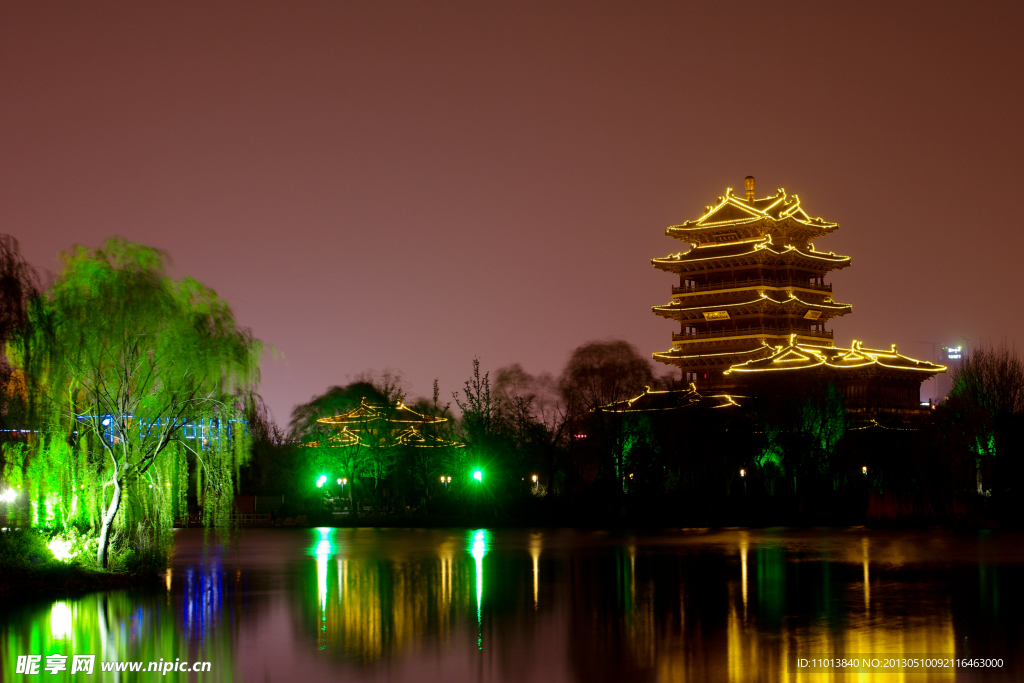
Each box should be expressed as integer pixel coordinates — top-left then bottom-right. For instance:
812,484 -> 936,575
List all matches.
317,398 -> 447,426
394,427 -> 464,448
304,428 -> 361,447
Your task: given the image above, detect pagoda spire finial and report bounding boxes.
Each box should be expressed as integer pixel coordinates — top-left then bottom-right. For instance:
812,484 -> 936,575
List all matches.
744,176 -> 755,203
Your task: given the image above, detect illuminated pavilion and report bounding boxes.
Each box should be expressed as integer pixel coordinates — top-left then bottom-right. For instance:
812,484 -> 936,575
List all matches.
651,177 -> 944,409
316,398 -> 461,449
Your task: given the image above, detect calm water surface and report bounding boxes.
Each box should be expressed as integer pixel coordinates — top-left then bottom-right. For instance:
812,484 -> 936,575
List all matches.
2,528 -> 1023,682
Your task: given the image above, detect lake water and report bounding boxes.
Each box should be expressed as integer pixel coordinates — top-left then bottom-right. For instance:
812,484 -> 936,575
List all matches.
2,528 -> 1022,681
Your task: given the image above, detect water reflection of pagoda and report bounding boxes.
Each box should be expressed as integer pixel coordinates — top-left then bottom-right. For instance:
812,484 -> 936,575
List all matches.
651,177 -> 944,409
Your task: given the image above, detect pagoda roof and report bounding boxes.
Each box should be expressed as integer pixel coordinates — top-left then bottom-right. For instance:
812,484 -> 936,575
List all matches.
666,188 -> 837,243
597,386 -> 741,412
653,293 -> 852,316
652,238 -> 850,272
725,338 -> 946,377
653,344 -> 769,365
304,428 -> 361,448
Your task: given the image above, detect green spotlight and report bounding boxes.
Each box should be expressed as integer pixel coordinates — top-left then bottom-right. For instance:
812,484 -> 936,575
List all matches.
473,470 -> 482,482
316,474 -> 327,488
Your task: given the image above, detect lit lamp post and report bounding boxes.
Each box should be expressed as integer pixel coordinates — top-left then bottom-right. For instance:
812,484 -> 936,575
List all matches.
740,468 -> 746,495
862,466 -> 868,476
473,470 -> 483,483
440,475 -> 451,489
531,474 -> 538,494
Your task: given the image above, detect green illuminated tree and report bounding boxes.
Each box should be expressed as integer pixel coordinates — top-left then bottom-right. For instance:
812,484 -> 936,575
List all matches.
454,358 -> 505,485
943,344 -> 1024,495
10,238 -> 260,568
289,372 -> 418,514
751,376 -> 847,496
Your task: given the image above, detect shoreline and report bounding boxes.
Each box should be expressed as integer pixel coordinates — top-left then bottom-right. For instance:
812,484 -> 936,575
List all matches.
0,565 -> 162,603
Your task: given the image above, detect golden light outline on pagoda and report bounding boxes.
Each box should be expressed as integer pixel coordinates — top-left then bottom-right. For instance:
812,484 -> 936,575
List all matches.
652,241 -> 850,268
653,293 -> 852,315
724,338 -> 947,376
650,176 -> 944,406
317,397 -> 447,427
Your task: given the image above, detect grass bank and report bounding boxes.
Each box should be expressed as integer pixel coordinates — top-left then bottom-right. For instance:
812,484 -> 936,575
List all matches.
0,528 -> 161,601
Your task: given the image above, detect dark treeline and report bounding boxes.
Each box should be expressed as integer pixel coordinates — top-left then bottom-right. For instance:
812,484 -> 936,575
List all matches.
247,340 -> 1024,528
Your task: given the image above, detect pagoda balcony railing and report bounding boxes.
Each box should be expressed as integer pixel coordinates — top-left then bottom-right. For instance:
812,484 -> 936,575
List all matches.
672,278 -> 832,296
672,327 -> 834,343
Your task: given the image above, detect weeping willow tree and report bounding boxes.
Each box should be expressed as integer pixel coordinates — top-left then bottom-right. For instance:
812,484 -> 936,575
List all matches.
9,238 -> 260,568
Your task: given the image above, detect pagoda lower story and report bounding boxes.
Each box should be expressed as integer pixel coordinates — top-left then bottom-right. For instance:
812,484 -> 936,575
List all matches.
650,177 -> 943,408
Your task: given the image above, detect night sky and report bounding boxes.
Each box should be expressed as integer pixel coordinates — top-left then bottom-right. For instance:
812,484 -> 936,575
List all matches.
3,1 -> 1022,424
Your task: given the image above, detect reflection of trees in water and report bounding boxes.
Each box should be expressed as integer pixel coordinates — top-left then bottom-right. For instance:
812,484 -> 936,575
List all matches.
0,585 -> 237,681
294,554 -> 474,662
563,540 -> 971,683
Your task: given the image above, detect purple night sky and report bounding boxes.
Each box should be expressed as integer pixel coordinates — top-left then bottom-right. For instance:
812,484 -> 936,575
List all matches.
3,1 -> 1022,425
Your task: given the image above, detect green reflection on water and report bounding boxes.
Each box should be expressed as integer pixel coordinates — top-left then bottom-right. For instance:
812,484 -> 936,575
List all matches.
469,529 -> 489,650
313,527 -> 335,649
2,588 -> 235,681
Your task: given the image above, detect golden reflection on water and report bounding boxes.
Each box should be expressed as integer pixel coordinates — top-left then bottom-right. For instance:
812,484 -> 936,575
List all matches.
719,535 -> 956,683
862,536 -> 871,612
307,534 -> 477,662
299,530 -> 968,681
741,531 -> 750,618
4,529 -> 1012,683
530,533 -> 541,609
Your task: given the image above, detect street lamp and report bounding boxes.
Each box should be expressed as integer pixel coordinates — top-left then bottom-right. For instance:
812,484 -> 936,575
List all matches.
1,489 -> 16,503
316,475 -> 327,488
473,470 -> 483,482
862,466 -> 868,475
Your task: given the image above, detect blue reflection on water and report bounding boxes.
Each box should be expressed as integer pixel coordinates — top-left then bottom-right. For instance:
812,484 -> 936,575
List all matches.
182,560 -> 223,643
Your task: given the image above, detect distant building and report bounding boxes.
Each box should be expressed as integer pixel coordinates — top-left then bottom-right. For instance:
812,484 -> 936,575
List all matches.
935,345 -> 964,402
650,177 -> 944,411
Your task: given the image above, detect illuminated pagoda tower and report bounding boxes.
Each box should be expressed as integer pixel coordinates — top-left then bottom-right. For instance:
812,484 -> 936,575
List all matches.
652,176 -> 853,389
650,176 -> 945,411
